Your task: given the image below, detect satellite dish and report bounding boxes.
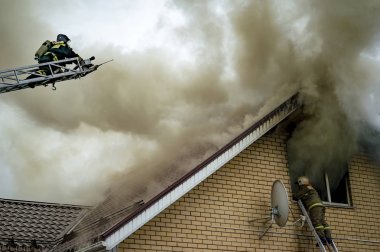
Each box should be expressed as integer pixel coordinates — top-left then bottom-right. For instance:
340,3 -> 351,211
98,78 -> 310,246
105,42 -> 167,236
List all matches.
248,179 -> 290,239
271,180 -> 289,227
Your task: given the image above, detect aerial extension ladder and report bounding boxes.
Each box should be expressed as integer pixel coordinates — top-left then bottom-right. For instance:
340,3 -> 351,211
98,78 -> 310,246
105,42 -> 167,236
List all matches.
0,57 -> 111,94
298,200 -> 339,252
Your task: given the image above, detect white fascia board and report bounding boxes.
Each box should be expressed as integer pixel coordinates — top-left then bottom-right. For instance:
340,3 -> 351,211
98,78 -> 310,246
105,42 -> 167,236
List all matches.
104,97 -> 299,250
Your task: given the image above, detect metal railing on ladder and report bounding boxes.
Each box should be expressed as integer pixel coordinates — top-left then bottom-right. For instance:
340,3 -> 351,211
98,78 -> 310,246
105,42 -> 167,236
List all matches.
0,57 -> 111,94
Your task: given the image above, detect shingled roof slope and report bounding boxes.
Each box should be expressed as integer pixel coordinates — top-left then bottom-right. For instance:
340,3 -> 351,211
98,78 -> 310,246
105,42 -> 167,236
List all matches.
0,198 -> 91,251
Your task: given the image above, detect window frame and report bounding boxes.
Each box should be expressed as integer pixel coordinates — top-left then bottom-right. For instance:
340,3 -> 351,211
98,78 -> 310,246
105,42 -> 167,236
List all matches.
322,172 -> 352,207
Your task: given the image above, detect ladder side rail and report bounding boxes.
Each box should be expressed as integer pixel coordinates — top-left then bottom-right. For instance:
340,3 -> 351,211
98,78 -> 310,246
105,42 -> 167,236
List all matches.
0,69 -> 83,91
0,77 -> 19,85
0,57 -> 80,76
0,60 -> 77,86
0,63 -> 39,75
0,58 -> 83,86
18,72 -> 75,86
329,240 -> 339,252
16,68 -> 89,87
0,57 -> 97,94
0,70 -> 25,85
0,66 -> 40,80
0,69 -> 31,82
298,200 -> 327,252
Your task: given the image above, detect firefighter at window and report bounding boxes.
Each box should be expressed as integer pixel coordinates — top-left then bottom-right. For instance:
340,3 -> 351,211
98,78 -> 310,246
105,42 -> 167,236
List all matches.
294,176 -> 332,244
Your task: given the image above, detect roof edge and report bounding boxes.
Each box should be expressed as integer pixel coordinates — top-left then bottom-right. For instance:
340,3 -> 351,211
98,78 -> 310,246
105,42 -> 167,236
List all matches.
0,197 -> 92,209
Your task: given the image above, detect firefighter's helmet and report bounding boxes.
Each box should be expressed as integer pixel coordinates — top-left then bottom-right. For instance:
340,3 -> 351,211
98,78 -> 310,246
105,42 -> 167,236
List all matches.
57,34 -> 70,43
296,176 -> 310,186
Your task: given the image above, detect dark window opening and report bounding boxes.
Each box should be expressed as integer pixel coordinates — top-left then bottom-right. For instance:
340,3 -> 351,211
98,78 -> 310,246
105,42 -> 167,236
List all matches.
323,171 -> 351,205
290,166 -> 352,206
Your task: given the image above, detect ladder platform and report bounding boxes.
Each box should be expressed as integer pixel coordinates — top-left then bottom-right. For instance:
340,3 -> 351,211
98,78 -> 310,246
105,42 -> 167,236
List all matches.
0,57 -> 102,94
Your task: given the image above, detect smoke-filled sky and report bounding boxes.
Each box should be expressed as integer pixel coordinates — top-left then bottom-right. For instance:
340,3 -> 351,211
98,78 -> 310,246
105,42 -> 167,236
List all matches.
1,0 -> 380,205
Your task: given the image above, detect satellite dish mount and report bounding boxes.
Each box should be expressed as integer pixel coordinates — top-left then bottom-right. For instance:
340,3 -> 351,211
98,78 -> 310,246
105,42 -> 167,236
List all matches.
249,180 -> 289,239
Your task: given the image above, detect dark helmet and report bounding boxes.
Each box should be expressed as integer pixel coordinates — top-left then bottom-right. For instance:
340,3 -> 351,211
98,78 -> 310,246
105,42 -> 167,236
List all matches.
57,34 -> 70,43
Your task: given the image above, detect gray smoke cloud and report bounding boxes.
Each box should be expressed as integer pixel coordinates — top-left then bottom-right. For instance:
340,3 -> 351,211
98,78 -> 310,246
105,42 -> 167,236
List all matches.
1,0 -> 380,205
286,0 -> 380,189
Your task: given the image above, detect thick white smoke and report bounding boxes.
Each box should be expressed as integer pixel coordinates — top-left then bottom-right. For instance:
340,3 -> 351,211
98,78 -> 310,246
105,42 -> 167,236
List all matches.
0,0 -> 379,205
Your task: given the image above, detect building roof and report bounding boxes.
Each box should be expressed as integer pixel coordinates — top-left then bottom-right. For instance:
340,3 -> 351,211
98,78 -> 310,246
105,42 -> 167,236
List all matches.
0,198 -> 91,251
57,93 -> 300,252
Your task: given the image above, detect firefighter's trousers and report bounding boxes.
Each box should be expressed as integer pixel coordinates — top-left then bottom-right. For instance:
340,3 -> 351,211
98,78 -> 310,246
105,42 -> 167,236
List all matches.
309,206 -> 332,240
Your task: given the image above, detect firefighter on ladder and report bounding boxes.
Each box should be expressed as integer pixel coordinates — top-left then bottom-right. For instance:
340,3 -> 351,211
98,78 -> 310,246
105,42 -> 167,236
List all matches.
27,34 -> 83,88
294,176 -> 333,246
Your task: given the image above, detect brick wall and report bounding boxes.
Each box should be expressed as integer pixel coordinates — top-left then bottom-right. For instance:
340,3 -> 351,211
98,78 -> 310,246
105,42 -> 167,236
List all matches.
118,128 -> 380,251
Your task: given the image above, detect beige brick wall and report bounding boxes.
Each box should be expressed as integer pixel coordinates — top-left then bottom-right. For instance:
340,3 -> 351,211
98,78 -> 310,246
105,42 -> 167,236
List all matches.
118,128 -> 380,251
